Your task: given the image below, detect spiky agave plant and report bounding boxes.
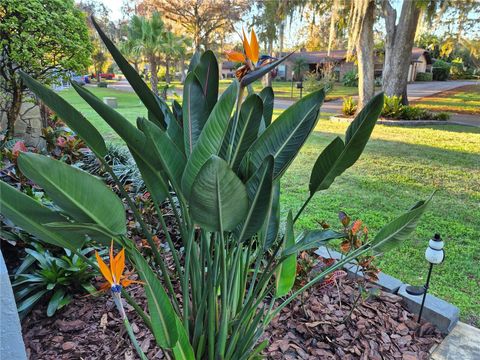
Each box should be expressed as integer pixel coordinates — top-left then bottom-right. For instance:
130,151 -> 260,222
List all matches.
0,19 -> 432,360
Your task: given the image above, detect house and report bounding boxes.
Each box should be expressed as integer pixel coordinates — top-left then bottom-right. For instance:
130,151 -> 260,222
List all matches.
408,47 -> 433,81
284,47 -> 432,82
221,47 -> 432,83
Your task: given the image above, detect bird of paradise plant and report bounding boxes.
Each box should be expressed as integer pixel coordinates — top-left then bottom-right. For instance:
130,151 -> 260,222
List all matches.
225,28 -> 280,83
0,17 -> 433,360
96,242 -> 147,359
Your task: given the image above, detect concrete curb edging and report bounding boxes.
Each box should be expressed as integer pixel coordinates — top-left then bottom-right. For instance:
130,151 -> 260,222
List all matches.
329,115 -> 458,127
314,246 -> 459,334
0,249 -> 27,359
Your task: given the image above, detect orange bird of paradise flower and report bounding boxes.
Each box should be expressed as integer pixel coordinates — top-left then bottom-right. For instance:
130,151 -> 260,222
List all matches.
95,241 -> 141,293
226,28 -> 275,81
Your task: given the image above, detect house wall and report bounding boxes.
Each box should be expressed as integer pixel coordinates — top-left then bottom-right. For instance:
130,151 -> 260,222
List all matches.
408,54 -> 428,82
417,54 -> 427,73
339,62 -> 355,81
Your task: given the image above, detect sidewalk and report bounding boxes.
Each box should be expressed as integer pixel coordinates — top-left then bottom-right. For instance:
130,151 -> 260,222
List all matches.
430,322 -> 480,360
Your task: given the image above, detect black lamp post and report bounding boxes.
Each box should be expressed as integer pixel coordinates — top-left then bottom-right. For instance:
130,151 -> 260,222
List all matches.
406,234 -> 445,323
296,80 -> 304,98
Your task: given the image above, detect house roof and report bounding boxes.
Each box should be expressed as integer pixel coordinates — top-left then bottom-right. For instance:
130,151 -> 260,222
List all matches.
222,61 -> 236,70
411,47 -> 432,64
289,49 -> 348,64
286,47 -> 431,65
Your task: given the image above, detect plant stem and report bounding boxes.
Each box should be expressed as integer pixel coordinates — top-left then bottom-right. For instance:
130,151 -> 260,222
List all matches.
152,201 -> 183,284
113,292 -> 147,360
99,157 -> 181,314
266,245 -> 370,323
293,193 -> 314,224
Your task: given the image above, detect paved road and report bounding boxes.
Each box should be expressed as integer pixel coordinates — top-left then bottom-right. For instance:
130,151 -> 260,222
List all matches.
275,80 -> 478,113
104,79 -> 478,123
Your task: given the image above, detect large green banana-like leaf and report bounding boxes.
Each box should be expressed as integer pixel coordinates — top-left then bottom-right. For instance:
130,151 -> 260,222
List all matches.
241,89 -> 325,179
259,87 -> 274,128
190,156 -> 248,231
309,92 -> 384,194
18,153 -> 126,235
283,229 -> 345,256
19,72 -> 107,157
188,51 -> 201,73
182,81 -> 239,198
172,318 -> 195,360
229,94 -> 263,170
235,156 -> 274,241
275,211 -> 296,297
44,222 -> 112,245
91,17 -> 166,128
140,119 -> 186,193
194,50 -> 219,114
162,102 -> 184,153
131,250 -> 179,348
262,181 -> 280,250
240,53 -> 293,87
371,194 -> 433,253
172,100 -> 183,125
72,82 -> 169,203
0,181 -> 85,249
183,72 -> 209,155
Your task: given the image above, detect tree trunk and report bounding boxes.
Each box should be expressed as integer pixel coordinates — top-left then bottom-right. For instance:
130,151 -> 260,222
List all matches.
356,0 -> 375,110
5,85 -> 22,140
382,0 -> 421,105
165,58 -> 171,84
279,22 -> 285,56
180,55 -> 187,83
262,39 -> 274,87
150,56 -> 159,96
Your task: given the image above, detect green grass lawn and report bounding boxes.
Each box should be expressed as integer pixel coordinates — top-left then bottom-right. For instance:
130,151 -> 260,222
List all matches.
59,87 -> 148,142
412,84 -> 480,115
141,79 -> 359,101
284,122 -> 480,326
59,86 -> 480,325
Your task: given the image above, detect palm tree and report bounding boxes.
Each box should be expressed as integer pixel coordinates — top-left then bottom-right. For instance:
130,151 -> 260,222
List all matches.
162,33 -> 191,84
119,39 -> 142,73
292,57 -> 308,81
127,12 -> 165,95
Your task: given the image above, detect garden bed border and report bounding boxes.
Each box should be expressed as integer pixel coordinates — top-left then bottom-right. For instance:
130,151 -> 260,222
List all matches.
315,246 -> 459,334
330,115 -> 455,126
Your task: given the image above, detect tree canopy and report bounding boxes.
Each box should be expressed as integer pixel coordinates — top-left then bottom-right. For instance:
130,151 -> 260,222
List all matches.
0,0 -> 92,139
0,0 -> 92,83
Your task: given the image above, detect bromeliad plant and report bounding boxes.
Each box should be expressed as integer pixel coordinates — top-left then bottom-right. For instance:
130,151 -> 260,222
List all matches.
0,20 -> 432,360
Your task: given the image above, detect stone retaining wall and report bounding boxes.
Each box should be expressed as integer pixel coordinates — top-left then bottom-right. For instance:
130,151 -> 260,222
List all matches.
0,98 -> 45,148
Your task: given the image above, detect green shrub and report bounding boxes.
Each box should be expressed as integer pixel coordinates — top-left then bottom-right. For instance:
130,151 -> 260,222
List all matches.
400,106 -> 426,120
432,112 -> 450,121
1,22 -> 432,360
342,96 -> 357,116
304,71 -> 334,94
12,243 -> 97,318
382,95 -> 403,118
77,143 -> 145,193
398,106 -> 450,121
432,60 -> 451,81
342,69 -> 358,87
415,72 -> 433,81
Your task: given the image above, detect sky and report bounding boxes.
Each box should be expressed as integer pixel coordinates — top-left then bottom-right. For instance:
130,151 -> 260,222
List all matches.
97,0 -> 123,21
94,0 -> 479,48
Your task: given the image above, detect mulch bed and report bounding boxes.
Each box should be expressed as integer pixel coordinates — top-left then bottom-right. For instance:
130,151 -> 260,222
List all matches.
22,277 -> 443,359
265,279 -> 443,359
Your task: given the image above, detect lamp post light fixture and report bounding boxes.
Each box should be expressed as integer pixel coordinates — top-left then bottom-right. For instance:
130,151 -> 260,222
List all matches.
406,234 -> 445,323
